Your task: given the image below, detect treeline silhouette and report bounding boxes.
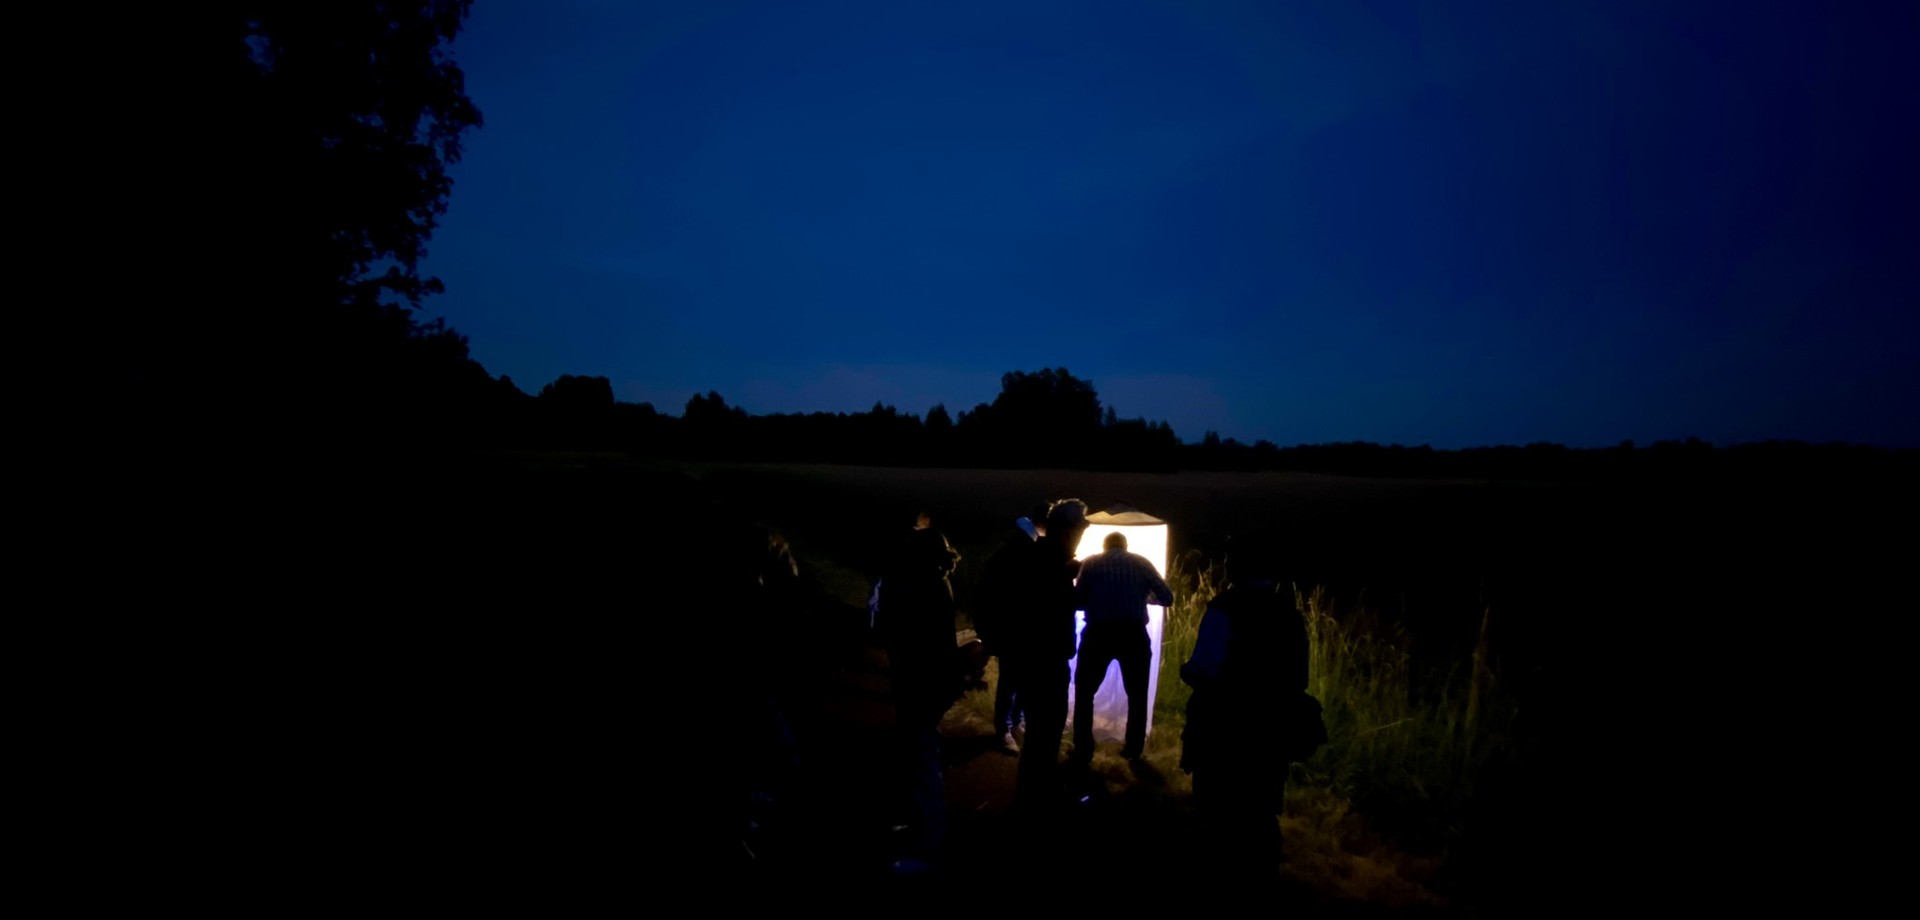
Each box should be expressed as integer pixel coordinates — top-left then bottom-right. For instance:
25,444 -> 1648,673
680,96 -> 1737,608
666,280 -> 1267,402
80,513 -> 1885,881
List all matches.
461,368 -> 1183,470
425,365 -> 1915,483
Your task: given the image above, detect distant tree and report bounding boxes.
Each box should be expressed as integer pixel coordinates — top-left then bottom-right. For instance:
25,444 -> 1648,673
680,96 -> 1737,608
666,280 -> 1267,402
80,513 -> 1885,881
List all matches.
955,403 -> 991,430
608,400 -> 662,454
919,403 -> 955,465
995,368 -> 1102,431
679,391 -> 748,459
926,404 -> 953,433
539,375 -> 615,409
1092,412 -> 1181,471
684,391 -> 747,425
970,368 -> 1104,465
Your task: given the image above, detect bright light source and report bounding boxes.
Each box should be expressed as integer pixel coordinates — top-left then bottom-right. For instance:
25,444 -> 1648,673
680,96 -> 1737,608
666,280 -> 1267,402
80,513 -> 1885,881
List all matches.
1074,518 -> 1169,580
1069,508 -> 1170,746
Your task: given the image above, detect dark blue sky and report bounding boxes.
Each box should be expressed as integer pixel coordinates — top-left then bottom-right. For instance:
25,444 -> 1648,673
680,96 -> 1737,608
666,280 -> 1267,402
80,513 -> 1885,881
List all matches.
421,0 -> 1918,448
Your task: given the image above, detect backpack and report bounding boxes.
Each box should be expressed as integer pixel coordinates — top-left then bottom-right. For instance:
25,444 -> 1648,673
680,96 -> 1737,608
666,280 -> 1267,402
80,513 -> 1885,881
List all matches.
1199,585 -> 1328,765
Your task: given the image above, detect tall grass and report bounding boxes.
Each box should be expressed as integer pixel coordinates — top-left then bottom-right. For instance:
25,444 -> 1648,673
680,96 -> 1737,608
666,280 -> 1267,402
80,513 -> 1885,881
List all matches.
951,549 -> 1516,867
1152,553 -> 1515,855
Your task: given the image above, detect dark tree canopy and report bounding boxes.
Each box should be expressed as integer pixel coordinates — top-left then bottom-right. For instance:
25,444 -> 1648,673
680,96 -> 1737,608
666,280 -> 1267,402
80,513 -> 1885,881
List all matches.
237,3 -> 483,314
539,375 -> 615,410
107,2 -> 490,451
956,368 -> 1106,466
925,404 -> 953,433
685,391 -> 748,426
990,368 -> 1103,436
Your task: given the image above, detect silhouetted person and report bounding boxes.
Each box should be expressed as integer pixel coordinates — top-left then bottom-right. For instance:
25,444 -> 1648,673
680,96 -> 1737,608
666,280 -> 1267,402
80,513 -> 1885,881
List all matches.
972,504 -> 1049,754
1178,544 -> 1317,881
715,519 -> 805,867
1070,531 -> 1174,763
875,511 -> 963,872
1005,498 -> 1088,815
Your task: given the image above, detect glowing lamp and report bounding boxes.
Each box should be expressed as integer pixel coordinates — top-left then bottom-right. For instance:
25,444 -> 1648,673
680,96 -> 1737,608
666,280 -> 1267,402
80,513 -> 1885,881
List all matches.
1069,506 -> 1170,746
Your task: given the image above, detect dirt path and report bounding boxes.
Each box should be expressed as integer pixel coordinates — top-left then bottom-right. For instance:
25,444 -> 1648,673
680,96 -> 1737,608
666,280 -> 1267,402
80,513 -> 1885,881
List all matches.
741,639 -> 1451,915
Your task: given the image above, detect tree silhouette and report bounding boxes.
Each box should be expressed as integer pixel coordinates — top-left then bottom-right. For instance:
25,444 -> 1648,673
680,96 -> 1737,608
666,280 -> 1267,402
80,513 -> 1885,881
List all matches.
539,375 -> 616,409
236,3 -> 481,318
685,391 -> 747,426
925,404 -> 954,433
111,3 -> 488,451
966,368 -> 1104,466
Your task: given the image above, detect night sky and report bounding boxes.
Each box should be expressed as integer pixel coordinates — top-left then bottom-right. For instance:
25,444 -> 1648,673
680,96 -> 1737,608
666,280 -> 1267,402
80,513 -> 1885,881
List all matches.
421,1 -> 1918,449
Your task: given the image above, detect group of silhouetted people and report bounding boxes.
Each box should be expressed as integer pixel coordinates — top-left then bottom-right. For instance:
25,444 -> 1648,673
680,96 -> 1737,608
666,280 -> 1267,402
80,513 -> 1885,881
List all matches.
870,497 -> 1321,881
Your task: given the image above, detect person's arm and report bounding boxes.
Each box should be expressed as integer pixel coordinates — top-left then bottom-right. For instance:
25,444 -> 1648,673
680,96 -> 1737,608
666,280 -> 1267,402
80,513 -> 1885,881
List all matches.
1180,605 -> 1231,689
936,533 -> 960,577
1144,559 -> 1174,608
1072,556 -> 1093,609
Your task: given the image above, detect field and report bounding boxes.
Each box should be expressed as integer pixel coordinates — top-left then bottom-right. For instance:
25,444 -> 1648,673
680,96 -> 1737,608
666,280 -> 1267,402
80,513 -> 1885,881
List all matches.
675,463 -> 1634,905
693,462 -> 1629,696
677,461 -> 1910,908
322,454 -> 1907,913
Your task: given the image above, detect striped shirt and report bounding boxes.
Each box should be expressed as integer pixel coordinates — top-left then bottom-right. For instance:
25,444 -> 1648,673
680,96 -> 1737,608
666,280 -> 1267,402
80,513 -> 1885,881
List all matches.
1076,549 -> 1174,625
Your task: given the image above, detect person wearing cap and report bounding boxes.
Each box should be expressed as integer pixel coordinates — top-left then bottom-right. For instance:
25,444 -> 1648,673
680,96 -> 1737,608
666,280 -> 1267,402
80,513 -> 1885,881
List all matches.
1004,498 -> 1089,814
972,504 -> 1050,754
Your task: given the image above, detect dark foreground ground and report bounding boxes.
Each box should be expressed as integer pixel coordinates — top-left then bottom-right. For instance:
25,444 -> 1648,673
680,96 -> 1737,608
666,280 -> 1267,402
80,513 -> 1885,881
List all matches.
88,452 -> 1914,912
718,633 -> 1453,916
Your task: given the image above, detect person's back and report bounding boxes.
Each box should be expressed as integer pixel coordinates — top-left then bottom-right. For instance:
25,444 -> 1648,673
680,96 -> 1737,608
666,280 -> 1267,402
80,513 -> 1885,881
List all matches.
1071,531 -> 1172,762
971,519 -> 1034,653
1076,542 -> 1173,626
1013,530 -> 1081,662
878,521 -> 960,672
876,512 -> 962,873
1180,568 -> 1315,879
1008,499 -> 1088,814
1186,581 -> 1309,759
972,512 -> 1049,751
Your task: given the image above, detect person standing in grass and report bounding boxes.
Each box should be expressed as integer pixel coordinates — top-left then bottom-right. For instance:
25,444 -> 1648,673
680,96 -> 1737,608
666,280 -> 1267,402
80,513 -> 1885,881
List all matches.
875,509 -> 963,873
720,519 -> 805,867
1071,530 -> 1174,764
971,503 -> 1050,754
1005,498 -> 1088,815
1179,543 -> 1320,879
